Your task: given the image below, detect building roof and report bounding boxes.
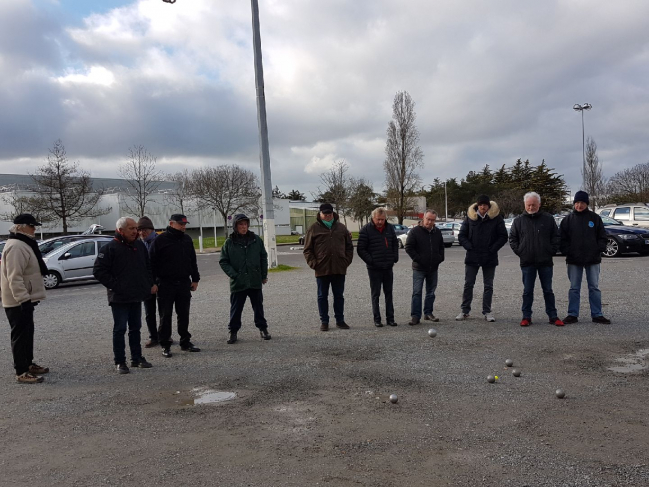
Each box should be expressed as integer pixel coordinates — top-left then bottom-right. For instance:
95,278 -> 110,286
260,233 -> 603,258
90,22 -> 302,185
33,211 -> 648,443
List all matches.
0,174 -> 178,193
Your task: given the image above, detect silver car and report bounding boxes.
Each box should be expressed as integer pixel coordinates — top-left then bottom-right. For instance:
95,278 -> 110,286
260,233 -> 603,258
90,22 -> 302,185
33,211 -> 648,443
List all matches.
398,226 -> 454,248
42,237 -> 113,289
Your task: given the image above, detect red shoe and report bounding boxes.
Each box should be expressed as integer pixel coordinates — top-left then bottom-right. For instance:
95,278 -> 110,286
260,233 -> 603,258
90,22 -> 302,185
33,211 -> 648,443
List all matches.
550,317 -> 565,326
520,318 -> 531,327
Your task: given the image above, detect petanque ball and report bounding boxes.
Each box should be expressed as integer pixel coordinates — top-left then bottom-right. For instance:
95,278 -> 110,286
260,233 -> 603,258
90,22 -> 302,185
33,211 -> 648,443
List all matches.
389,394 -> 398,404
505,359 -> 514,367
512,369 -> 521,377
428,328 -> 437,338
487,375 -> 495,383
555,389 -> 565,399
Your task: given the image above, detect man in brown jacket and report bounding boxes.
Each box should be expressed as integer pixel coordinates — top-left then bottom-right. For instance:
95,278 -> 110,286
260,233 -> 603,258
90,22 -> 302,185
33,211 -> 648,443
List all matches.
303,203 -> 354,331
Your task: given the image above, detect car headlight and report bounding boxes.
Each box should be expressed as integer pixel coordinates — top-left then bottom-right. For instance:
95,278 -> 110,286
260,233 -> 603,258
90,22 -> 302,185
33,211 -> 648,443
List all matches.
616,234 -> 640,240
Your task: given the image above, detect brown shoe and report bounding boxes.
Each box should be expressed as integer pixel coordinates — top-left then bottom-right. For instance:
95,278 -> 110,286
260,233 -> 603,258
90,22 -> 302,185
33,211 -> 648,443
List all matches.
16,372 -> 44,384
28,363 -> 49,374
320,322 -> 329,331
145,339 -> 159,348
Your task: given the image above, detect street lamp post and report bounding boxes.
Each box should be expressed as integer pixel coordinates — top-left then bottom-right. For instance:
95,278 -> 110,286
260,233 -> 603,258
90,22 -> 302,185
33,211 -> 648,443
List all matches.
573,103 -> 592,184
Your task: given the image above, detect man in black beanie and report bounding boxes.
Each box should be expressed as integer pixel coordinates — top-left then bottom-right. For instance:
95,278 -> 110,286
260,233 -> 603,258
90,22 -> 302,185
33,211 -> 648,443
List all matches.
559,191 -> 611,324
456,195 -> 508,322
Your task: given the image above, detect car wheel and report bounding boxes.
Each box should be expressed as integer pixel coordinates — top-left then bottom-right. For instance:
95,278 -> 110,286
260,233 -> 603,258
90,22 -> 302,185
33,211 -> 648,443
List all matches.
43,271 -> 61,289
444,243 -> 452,248
602,237 -> 620,258
398,240 -> 404,249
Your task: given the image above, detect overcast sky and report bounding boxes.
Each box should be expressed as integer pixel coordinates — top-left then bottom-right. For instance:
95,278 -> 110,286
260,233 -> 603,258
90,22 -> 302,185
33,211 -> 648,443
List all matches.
1,0 -> 648,197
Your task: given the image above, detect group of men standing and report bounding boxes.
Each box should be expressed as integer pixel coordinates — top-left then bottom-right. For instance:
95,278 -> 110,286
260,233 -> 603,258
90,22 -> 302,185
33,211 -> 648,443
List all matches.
303,191 -> 610,332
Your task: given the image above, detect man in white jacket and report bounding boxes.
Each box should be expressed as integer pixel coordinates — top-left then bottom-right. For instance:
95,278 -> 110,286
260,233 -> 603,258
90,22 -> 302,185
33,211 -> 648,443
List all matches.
1,214 -> 49,383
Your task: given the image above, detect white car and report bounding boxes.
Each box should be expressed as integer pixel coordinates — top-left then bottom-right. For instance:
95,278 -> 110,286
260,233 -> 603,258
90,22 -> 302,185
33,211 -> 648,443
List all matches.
42,237 -> 113,289
398,227 -> 454,248
598,204 -> 649,228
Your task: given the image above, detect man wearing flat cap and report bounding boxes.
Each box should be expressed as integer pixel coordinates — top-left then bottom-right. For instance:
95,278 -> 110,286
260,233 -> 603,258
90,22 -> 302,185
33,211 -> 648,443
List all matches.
137,216 -> 161,348
1,214 -> 49,383
559,191 -> 611,324
303,203 -> 354,331
149,214 -> 201,357
456,195 -> 508,322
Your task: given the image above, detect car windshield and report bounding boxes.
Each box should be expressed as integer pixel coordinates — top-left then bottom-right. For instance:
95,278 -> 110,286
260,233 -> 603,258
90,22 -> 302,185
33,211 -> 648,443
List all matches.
600,215 -> 622,226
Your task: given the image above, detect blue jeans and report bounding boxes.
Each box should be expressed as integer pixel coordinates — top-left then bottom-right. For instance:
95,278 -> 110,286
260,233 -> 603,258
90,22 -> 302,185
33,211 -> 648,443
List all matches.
110,302 -> 143,365
316,275 -> 345,324
411,269 -> 438,319
567,264 -> 603,318
521,266 -> 557,319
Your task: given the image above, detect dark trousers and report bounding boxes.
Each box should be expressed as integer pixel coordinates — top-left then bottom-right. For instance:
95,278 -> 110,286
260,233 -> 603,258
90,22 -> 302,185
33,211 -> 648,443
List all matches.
368,268 -> 394,323
461,265 -> 496,315
5,305 -> 35,376
157,281 -> 192,348
411,269 -> 438,319
229,288 -> 267,333
143,293 -> 158,341
316,274 -> 345,324
110,302 -> 143,365
521,265 -> 557,320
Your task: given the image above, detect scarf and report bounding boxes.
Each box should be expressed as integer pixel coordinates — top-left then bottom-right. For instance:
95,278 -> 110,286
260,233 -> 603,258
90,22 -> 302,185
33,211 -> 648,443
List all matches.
322,219 -> 334,229
8,232 -> 49,276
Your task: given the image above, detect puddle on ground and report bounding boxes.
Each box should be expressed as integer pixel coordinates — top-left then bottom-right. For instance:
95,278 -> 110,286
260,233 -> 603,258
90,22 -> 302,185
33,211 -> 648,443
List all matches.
608,349 -> 649,373
180,388 -> 236,406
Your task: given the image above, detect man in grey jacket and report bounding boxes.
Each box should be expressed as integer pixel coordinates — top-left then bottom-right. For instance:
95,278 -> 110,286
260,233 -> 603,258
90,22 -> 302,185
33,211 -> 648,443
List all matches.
1,214 -> 49,384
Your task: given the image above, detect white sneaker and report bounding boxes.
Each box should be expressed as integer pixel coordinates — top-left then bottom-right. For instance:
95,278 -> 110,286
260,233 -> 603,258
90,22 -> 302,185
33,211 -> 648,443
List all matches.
455,312 -> 470,321
484,313 -> 496,322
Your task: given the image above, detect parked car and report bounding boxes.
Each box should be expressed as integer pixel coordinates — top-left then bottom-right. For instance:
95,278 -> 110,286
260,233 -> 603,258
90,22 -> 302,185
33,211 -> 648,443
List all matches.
597,203 -> 649,228
503,217 -> 517,235
397,227 -> 454,248
397,232 -> 408,248
554,214 -> 649,258
41,237 -> 113,289
438,222 -> 462,245
39,234 -> 106,256
392,224 -> 409,236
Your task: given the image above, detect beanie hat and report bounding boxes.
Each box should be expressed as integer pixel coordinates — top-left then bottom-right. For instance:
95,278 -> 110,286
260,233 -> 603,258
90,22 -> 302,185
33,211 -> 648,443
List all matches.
476,195 -> 491,207
573,191 -> 589,205
137,216 -> 154,230
232,213 -> 250,230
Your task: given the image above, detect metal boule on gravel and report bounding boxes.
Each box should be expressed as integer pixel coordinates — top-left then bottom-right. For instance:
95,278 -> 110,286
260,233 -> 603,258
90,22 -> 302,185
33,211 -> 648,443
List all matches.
487,375 -> 495,383
555,389 -> 566,399
428,328 -> 437,338
512,369 -> 521,377
389,394 -> 398,404
505,359 -> 514,367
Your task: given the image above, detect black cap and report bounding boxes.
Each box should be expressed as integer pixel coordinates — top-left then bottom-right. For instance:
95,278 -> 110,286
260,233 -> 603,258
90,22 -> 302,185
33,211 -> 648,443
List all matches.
476,195 -> 491,206
169,214 -> 189,224
13,213 -> 42,226
573,191 -> 589,205
319,203 -> 334,214
232,214 -> 250,230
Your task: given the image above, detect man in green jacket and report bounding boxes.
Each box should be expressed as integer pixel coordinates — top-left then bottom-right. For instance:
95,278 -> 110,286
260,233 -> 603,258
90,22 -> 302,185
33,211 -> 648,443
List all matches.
219,214 -> 271,344
303,203 -> 354,331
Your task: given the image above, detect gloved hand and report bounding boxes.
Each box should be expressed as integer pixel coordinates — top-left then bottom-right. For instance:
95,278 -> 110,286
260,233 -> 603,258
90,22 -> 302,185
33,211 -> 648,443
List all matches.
20,301 -> 35,312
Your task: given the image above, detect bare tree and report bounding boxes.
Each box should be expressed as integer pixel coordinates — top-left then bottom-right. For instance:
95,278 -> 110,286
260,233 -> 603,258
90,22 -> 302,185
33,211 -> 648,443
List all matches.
607,162 -> 649,203
314,159 -> 351,224
118,145 -> 163,217
190,165 -> 261,224
163,169 -> 193,214
384,91 -> 424,224
30,140 -> 111,234
0,190 -> 51,224
581,137 -> 606,208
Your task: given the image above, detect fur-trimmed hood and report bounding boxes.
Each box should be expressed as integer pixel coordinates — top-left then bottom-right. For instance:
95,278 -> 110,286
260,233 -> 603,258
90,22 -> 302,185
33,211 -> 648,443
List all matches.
467,201 -> 500,221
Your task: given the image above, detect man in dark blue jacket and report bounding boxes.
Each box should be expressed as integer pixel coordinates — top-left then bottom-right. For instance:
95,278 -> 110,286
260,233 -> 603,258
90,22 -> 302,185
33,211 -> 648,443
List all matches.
457,195 -> 508,322
149,214 -> 201,357
405,210 -> 444,325
509,192 -> 563,327
559,191 -> 610,324
357,207 -> 399,327
93,217 -> 156,374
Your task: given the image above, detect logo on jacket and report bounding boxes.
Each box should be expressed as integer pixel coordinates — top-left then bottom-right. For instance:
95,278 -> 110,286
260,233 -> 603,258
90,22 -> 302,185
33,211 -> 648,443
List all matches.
588,221 -> 594,228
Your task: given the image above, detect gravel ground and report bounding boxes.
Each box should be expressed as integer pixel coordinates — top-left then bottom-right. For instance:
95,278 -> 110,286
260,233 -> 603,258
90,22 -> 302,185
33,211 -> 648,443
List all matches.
1,245 -> 648,486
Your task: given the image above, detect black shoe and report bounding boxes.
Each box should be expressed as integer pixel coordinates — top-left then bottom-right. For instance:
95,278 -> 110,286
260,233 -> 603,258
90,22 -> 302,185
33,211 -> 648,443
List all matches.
592,316 -> 611,324
162,348 -> 172,358
336,321 -> 350,329
260,329 -> 272,340
408,316 -> 420,326
227,332 -> 238,344
563,315 -> 579,324
181,342 -> 201,352
320,322 -> 329,331
116,363 -> 130,374
131,357 -> 153,368
387,321 -> 398,327
374,322 -> 383,328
